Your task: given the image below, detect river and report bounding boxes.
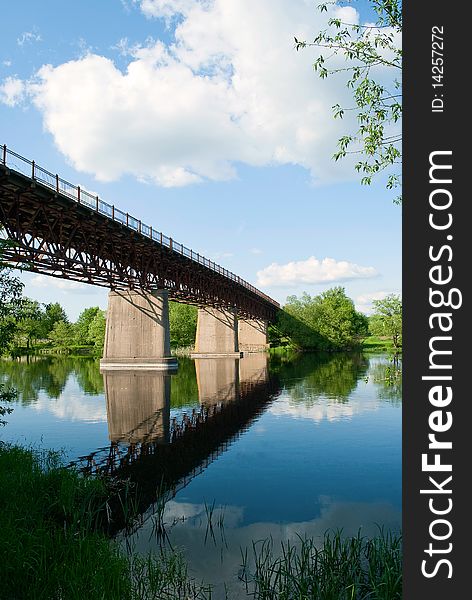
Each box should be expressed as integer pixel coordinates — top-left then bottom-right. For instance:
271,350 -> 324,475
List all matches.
0,351 -> 401,598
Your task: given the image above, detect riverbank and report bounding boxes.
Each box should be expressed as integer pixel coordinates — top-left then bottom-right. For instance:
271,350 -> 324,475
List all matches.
0,443 -> 209,599
0,443 -> 402,599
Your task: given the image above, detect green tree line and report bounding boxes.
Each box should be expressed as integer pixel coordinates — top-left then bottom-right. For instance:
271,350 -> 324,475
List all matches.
0,297 -> 106,357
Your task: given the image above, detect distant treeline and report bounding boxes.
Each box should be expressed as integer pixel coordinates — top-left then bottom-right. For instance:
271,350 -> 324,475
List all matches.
0,299 -> 106,356
0,267 -> 401,357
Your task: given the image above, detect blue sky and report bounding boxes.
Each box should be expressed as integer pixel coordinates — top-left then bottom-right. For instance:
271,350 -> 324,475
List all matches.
0,0 -> 401,320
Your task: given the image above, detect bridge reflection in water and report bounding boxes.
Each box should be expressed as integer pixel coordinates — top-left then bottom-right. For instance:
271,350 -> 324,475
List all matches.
74,354 -> 278,527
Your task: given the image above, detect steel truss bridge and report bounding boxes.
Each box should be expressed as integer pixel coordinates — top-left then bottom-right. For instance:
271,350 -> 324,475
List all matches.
0,145 -> 279,321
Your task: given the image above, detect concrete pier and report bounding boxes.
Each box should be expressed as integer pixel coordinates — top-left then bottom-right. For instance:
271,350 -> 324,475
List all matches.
238,318 -> 268,353
100,289 -> 178,370
104,371 -> 171,444
192,307 -> 242,358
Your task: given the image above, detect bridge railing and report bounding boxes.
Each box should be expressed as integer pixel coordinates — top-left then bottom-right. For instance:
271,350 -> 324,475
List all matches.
1,144 -> 279,308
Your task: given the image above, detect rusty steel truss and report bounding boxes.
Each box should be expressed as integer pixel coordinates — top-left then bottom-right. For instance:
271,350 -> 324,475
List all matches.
0,146 -> 279,321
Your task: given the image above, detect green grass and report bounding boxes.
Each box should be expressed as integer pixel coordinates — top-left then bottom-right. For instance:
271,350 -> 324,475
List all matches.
0,444 -> 209,600
361,336 -> 401,352
241,531 -> 402,600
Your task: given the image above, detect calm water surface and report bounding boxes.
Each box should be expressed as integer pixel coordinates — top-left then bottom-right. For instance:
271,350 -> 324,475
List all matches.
0,352 -> 401,598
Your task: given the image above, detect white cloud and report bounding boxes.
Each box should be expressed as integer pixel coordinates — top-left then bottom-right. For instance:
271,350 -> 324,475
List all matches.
269,395 -> 380,423
256,256 -> 378,287
31,274 -> 89,291
355,290 -> 393,314
17,31 -> 42,46
3,0 -> 388,187
33,393 -> 107,422
0,77 -> 26,107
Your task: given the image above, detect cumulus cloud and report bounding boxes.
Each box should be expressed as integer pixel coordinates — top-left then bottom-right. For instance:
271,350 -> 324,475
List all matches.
256,256 -> 378,287
0,77 -> 26,107
2,0 -> 383,187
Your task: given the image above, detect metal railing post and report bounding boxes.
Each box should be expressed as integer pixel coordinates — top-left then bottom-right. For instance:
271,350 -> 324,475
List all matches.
96,196 -> 99,211
2,145 -> 6,165
56,174 -> 59,192
31,160 -> 35,180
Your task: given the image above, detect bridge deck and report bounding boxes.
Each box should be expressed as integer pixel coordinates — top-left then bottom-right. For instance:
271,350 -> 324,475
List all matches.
0,145 -> 279,320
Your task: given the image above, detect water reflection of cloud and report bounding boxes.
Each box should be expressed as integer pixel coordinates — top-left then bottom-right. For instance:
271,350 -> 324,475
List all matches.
268,394 -> 380,423
31,392 -> 107,423
124,499 -> 400,599
164,501 -> 244,529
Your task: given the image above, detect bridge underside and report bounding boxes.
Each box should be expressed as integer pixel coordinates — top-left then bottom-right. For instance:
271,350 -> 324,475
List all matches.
0,165 -> 277,322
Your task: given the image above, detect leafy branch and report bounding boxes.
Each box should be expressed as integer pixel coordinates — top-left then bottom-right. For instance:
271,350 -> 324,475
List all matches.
295,0 -> 402,203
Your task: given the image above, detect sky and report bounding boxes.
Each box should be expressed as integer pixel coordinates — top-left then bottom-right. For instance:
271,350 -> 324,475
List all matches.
0,0 -> 401,321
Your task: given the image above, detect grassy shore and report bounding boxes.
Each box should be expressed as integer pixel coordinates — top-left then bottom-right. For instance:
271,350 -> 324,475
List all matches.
0,444 -> 402,599
0,444 -> 209,600
361,336 -> 401,353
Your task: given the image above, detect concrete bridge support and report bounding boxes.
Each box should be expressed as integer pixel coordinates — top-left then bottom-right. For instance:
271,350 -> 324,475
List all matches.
192,307 -> 241,357
238,318 -> 268,353
100,289 -> 178,370
103,371 -> 171,444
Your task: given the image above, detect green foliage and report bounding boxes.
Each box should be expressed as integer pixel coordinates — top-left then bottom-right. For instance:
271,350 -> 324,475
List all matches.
295,0 -> 402,202
278,287 -> 368,351
13,298 -> 45,349
0,268 -> 24,352
75,307 -> 101,345
42,302 -> 69,333
169,301 -> 198,348
369,294 -> 402,348
87,310 -> 106,352
0,383 -> 16,426
49,320 -> 76,349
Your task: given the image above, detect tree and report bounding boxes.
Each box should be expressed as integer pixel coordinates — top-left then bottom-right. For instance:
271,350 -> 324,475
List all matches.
0,236 -> 23,420
49,320 -> 75,349
74,307 -> 100,345
0,268 -> 24,352
279,287 -> 368,350
87,310 -> 106,353
41,302 -> 68,336
295,0 -> 402,202
169,302 -> 198,348
369,293 -> 402,348
14,298 -> 44,350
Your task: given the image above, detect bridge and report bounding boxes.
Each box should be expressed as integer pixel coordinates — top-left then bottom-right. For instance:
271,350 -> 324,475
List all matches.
0,145 -> 279,368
